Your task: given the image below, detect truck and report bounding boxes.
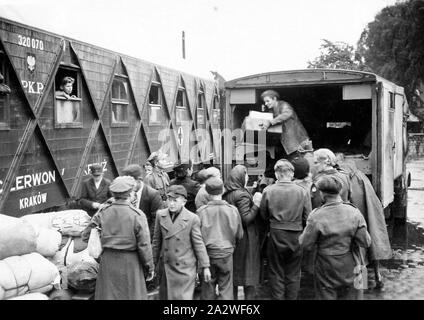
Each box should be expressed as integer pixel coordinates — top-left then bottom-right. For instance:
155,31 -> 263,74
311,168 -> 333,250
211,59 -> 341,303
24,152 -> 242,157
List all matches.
222,69 -> 410,222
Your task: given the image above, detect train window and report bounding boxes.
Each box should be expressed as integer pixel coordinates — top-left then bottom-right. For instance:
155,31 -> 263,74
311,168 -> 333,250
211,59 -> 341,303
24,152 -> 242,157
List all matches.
176,88 -> 187,125
149,105 -> 161,126
197,90 -> 205,125
111,77 -> 129,126
149,82 -> 163,126
54,67 -> 82,128
212,94 -> 220,125
0,58 -> 10,130
149,82 -> 162,105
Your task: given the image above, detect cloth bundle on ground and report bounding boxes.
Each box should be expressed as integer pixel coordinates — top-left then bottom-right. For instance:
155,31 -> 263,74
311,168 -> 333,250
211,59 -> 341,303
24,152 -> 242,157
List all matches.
0,252 -> 60,300
60,235 -> 88,253
8,292 -> 49,300
48,237 -> 97,269
21,210 -> 91,237
338,161 -> 392,260
0,214 -> 37,260
67,261 -> 99,292
33,226 -> 62,258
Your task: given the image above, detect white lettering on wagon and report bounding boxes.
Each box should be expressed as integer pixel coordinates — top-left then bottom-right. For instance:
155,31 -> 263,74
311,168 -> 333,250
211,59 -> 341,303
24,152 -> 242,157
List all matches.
84,161 -> 108,176
21,80 -> 44,94
10,170 -> 56,192
19,192 -> 47,210
18,35 -> 44,51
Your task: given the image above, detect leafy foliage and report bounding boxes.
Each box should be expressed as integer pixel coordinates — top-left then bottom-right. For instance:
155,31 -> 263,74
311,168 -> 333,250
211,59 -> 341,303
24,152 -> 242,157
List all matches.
357,0 -> 424,116
307,39 -> 369,71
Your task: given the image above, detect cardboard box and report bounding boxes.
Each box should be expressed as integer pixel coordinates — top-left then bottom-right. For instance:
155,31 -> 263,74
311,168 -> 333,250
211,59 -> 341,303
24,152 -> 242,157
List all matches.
242,111 -> 282,133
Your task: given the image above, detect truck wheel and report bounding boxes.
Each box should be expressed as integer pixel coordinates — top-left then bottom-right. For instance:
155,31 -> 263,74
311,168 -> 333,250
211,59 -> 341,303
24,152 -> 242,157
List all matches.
393,187 -> 408,225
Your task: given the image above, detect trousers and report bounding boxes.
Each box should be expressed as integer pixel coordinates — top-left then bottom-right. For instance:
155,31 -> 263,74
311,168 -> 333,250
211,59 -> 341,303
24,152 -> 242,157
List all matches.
201,255 -> 233,300
267,229 -> 303,300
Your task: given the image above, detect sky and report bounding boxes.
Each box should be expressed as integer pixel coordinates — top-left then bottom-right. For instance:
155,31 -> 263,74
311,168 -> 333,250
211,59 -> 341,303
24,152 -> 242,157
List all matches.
0,0 -> 398,81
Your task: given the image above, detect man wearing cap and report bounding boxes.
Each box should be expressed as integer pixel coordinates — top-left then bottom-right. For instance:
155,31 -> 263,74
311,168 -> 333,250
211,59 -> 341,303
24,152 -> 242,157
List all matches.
152,184 -> 211,300
299,175 -> 371,300
122,164 -> 165,239
169,160 -> 201,213
259,159 -> 312,300
144,151 -> 170,202
197,177 -> 243,300
311,148 -> 351,209
195,166 -> 221,210
82,176 -> 154,300
79,163 -> 112,217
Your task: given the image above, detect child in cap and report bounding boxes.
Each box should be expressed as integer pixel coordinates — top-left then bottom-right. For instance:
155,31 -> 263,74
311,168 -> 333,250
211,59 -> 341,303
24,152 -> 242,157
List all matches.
197,177 -> 243,300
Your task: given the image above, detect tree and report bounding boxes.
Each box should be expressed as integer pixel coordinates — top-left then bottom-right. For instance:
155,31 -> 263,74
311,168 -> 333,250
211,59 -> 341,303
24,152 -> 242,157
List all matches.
357,0 -> 424,118
307,39 -> 369,71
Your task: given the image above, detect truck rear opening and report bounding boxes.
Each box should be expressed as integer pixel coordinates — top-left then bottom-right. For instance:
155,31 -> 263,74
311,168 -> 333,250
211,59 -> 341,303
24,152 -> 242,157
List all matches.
232,84 -> 373,182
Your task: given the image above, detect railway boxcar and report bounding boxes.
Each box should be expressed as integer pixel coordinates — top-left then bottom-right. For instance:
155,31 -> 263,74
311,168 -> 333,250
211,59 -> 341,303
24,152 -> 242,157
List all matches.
0,17 -> 221,217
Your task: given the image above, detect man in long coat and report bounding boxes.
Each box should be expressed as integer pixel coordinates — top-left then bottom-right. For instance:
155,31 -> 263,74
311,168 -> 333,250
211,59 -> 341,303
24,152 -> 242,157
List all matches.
152,185 -> 211,300
79,164 -> 112,217
82,176 -> 154,300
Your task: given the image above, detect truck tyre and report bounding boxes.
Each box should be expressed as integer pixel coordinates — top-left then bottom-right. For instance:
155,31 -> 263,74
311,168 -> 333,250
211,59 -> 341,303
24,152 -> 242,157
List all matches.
393,186 -> 408,225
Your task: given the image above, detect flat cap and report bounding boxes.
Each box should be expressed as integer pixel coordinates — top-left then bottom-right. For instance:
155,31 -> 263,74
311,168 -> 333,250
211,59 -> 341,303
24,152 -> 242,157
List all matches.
290,156 -> 310,179
166,185 -> 187,199
122,164 -> 143,179
90,164 -> 103,176
109,176 -> 136,193
204,166 -> 221,179
205,177 -> 224,196
316,175 -> 343,194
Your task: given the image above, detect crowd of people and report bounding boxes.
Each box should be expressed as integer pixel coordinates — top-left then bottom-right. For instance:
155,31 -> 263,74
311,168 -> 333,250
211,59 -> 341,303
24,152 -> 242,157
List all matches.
78,90 -> 391,300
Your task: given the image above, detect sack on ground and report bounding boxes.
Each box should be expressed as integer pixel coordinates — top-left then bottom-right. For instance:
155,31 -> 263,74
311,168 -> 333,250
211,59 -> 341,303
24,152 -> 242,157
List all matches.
35,227 -> 62,257
0,252 -> 59,300
50,210 -> 91,236
8,292 -> 49,300
87,227 -> 102,259
22,210 -> 91,237
67,261 -> 98,292
48,238 -> 97,270
0,214 -> 37,260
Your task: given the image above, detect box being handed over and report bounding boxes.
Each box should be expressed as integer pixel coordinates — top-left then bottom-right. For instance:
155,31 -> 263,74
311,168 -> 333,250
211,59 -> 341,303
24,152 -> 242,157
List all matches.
242,111 -> 283,133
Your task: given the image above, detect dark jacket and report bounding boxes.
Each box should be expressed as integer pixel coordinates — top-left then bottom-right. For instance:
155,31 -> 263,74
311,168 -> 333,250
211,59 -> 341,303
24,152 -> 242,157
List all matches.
139,183 -> 165,238
300,200 -> 371,288
82,199 -> 154,273
260,181 -> 312,231
79,177 -> 112,216
311,168 -> 351,209
169,176 -> 201,213
223,165 -> 261,286
268,100 -> 309,155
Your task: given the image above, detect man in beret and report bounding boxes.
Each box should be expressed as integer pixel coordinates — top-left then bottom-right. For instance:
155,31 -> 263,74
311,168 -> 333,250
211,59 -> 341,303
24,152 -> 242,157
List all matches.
79,163 -> 112,217
170,160 -> 200,213
197,177 -> 243,300
82,176 -> 154,300
152,185 -> 211,300
259,159 -> 312,300
299,175 -> 371,300
122,164 -> 165,240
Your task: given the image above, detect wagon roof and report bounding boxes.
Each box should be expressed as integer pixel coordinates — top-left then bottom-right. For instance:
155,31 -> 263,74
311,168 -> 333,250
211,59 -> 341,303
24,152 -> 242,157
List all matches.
225,68 -> 403,90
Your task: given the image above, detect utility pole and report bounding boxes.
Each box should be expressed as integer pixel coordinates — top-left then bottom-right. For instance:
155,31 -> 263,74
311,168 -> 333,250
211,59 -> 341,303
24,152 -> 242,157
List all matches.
182,31 -> 186,59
